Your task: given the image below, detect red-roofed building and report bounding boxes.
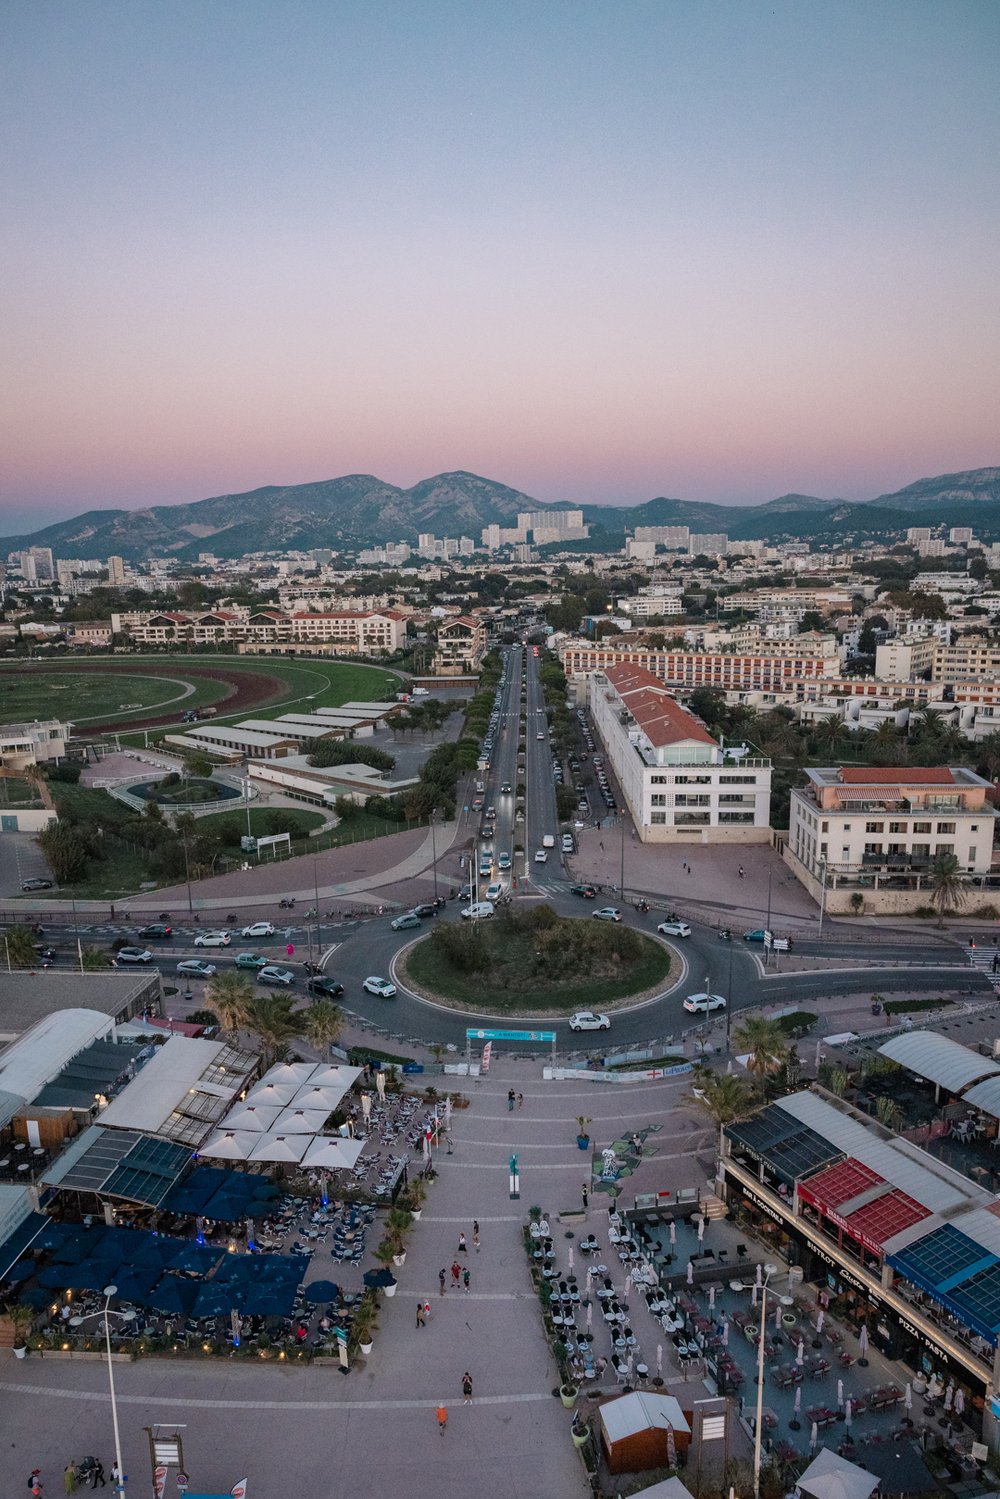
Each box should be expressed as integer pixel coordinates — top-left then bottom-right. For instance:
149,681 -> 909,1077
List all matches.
787,764 -> 996,909
588,663 -> 772,843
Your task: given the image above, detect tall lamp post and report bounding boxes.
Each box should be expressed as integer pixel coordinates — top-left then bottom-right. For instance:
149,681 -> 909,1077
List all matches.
69,1286 -> 135,1493
753,1268 -> 773,1499
430,809 -> 439,904
817,856 -> 828,939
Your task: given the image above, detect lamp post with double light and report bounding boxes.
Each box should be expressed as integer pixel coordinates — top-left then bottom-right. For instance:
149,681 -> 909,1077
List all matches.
69,1286 -> 135,1493
753,1268 -> 773,1499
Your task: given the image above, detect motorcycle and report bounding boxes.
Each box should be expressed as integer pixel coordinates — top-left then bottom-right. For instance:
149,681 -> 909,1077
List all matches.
633,899 -> 650,914
279,898 -> 296,909
718,928 -> 732,941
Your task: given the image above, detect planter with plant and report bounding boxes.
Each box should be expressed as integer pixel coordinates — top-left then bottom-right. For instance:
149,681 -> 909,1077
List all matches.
575,1116 -> 592,1151
4,1301 -> 34,1358
350,1291 -> 380,1355
560,1380 -> 579,1408
571,1416 -> 590,1448
400,1178 -> 427,1220
372,1240 -> 400,1294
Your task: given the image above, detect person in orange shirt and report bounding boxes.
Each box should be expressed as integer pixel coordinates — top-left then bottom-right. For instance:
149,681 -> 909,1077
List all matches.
436,1405 -> 448,1433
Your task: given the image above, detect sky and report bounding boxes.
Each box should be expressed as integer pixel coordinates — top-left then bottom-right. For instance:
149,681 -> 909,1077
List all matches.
1,1 -> 998,535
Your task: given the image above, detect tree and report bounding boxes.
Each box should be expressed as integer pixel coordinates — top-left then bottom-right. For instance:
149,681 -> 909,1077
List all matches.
685,1071 -> 755,1127
36,822 -> 91,884
308,739 -> 395,772
240,993 -> 305,1067
205,970 -> 255,1038
730,1016 -> 788,1079
3,925 -> 37,969
929,851 -> 968,923
81,946 -> 112,970
303,1000 -> 342,1057
182,752 -> 213,780
976,732 -> 1000,782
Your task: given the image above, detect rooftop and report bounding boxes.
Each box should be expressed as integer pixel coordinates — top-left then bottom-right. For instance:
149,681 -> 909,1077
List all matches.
0,971 -> 158,1040
602,663 -> 718,749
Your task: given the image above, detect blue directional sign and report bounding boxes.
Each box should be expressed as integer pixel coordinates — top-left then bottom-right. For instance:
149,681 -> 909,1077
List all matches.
466,1028 -> 556,1043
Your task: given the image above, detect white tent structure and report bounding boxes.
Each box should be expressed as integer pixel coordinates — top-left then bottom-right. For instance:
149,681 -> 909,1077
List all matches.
199,1130 -> 260,1161
244,1080 -> 301,1108
301,1137 -> 365,1171
257,1062 -> 317,1087
798,1448 -> 880,1499
272,1109 -> 330,1135
247,1134 -> 308,1164
202,1060 -> 366,1167
223,1103 -> 283,1132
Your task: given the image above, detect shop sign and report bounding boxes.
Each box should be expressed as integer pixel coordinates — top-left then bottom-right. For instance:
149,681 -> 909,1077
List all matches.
741,1188 -> 783,1224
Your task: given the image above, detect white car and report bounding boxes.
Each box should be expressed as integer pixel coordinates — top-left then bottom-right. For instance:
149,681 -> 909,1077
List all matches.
461,901 -> 495,920
534,850 -> 548,863
658,920 -> 692,938
241,921 -> 275,939
569,1011 -> 611,1032
485,883 -> 504,902
363,976 -> 397,998
592,907 -> 622,922
683,992 -> 727,1014
194,931 -> 231,947
536,732 -> 544,740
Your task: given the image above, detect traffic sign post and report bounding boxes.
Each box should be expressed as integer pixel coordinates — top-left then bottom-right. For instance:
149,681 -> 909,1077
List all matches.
509,1152 -> 520,1200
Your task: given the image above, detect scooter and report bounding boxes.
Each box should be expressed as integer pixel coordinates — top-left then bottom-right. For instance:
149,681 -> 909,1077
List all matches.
279,898 -> 296,909
718,928 -> 732,941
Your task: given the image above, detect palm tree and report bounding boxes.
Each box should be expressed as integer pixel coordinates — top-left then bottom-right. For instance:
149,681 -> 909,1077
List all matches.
303,999 -> 342,1057
976,731 -> 1000,782
205,969 -> 255,1039
3,925 -> 37,969
929,851 -> 968,924
685,1070 -> 755,1127
731,1016 -> 789,1079
812,713 -> 845,759
240,993 -> 305,1067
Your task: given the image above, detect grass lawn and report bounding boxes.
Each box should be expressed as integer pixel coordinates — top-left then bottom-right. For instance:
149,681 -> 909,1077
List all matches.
0,666 -> 224,724
196,806 -> 328,841
403,912 -> 671,1013
0,776 -> 45,808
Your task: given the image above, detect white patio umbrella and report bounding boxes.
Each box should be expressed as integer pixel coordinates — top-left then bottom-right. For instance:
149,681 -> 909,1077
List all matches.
247,1133 -> 308,1164
799,1447 -> 878,1499
857,1325 -> 869,1360
309,1063 -> 362,1089
954,1388 -> 965,1417
837,1378 -> 844,1408
943,1383 -> 954,1412
258,1061 -> 317,1087
697,1216 -> 705,1242
669,1221 -> 676,1246
775,1299 -> 782,1330
905,1382 -> 912,1413
586,1302 -> 593,1331
274,1109 -> 330,1134
810,1421 -> 818,1451
290,1084 -> 351,1112
568,1246 -> 575,1273
796,1338 -> 805,1365
687,1260 -> 694,1285
244,1080 -> 299,1107
626,1352 -> 634,1380
722,1321 -> 729,1346
300,1137 -> 364,1171
794,1387 -> 802,1417
751,1283 -> 758,1307
624,1270 -> 632,1298
360,1092 -> 372,1121
221,1103 -> 282,1132
844,1398 -> 852,1430
708,1285 -> 716,1310
816,1308 -> 825,1335
199,1129 -> 256,1160
755,1263 -> 763,1287
375,1070 -> 386,1099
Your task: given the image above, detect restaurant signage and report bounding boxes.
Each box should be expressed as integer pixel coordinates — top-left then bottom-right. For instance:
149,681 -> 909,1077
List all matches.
741,1188 -> 783,1224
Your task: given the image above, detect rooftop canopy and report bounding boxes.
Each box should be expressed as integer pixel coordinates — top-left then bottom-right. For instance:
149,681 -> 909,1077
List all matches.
877,1030 -> 1000,1096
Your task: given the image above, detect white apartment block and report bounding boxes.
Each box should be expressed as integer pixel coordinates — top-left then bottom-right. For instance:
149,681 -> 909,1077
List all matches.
687,533 -> 729,556
929,639 -> 1000,682
562,643 -> 841,693
615,593 -> 683,619
950,528 -> 974,545
587,663 -> 771,844
720,588 -> 855,615
111,608 -> 405,655
789,767 -> 996,886
906,528 -> 932,545
875,635 -> 938,683
633,526 -> 690,549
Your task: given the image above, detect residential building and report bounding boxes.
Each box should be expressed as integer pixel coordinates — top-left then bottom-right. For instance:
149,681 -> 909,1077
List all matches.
615,592 -> 683,619
929,639 -> 1000,683
687,533 -> 728,556
906,527 -> 932,545
950,527 -> 973,545
70,620 -> 114,648
111,608 -> 405,655
0,719 -> 71,768
787,765 -> 995,907
432,615 -> 487,675
874,636 -> 938,683
633,525 -> 690,550
587,662 -> 771,844
561,643 -> 840,693
107,555 -> 126,586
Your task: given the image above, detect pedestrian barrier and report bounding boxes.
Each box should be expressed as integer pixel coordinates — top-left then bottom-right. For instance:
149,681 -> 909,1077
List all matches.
543,1062 -> 692,1084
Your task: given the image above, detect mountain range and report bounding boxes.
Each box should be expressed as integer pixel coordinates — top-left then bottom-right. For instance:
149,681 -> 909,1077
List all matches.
2,467 -> 998,563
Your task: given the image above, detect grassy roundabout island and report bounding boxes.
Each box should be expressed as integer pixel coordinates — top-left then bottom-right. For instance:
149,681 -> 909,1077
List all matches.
401,904 -> 672,1013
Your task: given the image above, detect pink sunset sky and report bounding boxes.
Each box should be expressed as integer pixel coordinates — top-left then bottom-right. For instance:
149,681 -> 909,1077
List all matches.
1,1 -> 997,532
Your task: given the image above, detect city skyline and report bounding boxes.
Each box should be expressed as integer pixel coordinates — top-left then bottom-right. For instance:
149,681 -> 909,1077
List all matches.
1,1 -> 998,532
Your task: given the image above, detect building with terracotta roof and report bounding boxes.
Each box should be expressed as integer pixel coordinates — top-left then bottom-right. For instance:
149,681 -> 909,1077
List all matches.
588,662 -> 772,843
787,765 -> 996,911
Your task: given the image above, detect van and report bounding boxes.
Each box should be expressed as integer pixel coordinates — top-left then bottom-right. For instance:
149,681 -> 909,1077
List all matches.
461,902 -> 495,921
542,834 -> 555,848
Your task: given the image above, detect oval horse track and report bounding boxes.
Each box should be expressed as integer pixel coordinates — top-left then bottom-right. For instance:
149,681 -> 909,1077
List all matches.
19,659 -> 288,734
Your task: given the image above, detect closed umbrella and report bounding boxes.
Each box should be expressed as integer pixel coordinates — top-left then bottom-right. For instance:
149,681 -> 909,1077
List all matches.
810,1421 -> 818,1451
687,1260 -> 694,1286
816,1308 -> 825,1335
708,1285 -> 716,1310
624,1271 -> 632,1299
568,1246 -> 574,1274
796,1338 -> 805,1366
845,1398 -> 852,1430
775,1299 -> 782,1330
722,1321 -> 729,1347
626,1352 -> 634,1381
857,1324 -> 869,1366
755,1263 -> 763,1287
697,1217 -> 705,1243
943,1383 -> 954,1413
954,1388 -> 965,1417
905,1382 -> 912,1414
837,1378 -> 844,1409
791,1386 -> 802,1428
586,1302 -> 593,1331
656,1344 -> 663,1375
669,1221 -> 676,1246
752,1283 -> 758,1307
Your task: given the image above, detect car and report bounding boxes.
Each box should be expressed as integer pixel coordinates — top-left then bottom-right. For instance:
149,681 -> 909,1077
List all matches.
592,907 -> 622,922
485,806 -> 496,820
21,877 -> 53,891
363,976 -> 397,998
137,923 -> 172,939
534,850 -> 548,863
536,731 -> 544,740
194,931 -> 231,947
479,823 -> 493,840
683,992 -> 727,1014
306,975 -> 345,998
391,912 -> 422,931
234,951 -> 268,969
412,901 -> 444,919
497,852 -> 511,871
742,929 -> 790,949
485,882 -> 504,901
258,966 -> 295,987
114,947 -> 153,965
500,782 -> 512,794
569,1010 -> 611,1032
461,901 -> 495,920
458,884 -> 473,901
561,835 -> 574,851
177,959 -> 216,979
658,920 -> 692,938
241,921 -> 275,939
570,884 -> 596,898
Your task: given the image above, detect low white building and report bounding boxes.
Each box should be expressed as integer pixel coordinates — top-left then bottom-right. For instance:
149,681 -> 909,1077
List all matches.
587,662 -> 772,844
248,755 -> 418,807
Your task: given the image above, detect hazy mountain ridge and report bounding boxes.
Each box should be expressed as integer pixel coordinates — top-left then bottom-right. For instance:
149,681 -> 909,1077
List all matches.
2,467 -> 998,561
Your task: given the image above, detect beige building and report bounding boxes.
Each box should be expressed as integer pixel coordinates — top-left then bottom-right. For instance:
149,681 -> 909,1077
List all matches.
432,615 -> 486,676
112,608 -> 405,655
588,662 -> 771,844
562,643 -> 840,693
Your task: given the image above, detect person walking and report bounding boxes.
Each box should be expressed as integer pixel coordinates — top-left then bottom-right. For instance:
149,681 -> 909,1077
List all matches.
64,1467 -> 76,1496
416,1302 -> 426,1329
581,1182 -> 589,1211
462,1266 -> 471,1293
458,1232 -> 467,1254
436,1405 -> 448,1434
29,1471 -> 43,1497
89,1463 -> 106,1490
109,1469 -> 122,1495
517,1093 -> 523,1109
451,1260 -> 461,1286
507,1089 -> 515,1111
462,1371 -> 473,1405
438,1267 -> 447,1296
472,1222 -> 480,1253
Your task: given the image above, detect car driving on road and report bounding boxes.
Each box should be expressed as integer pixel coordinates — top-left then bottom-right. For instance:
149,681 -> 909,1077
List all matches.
138,923 -> 172,940
390,912 -> 421,931
658,920 -> 691,938
306,975 -> 345,998
194,931 -> 231,947
234,951 -> 268,970
683,992 -> 727,1014
363,976 -> 397,998
177,959 -> 216,979
241,921 -> 275,939
114,947 -> 152,965
21,877 -> 53,891
570,885 -> 596,899
568,1010 -> 611,1032
461,901 -> 495,920
257,966 -> 295,987
592,907 -> 622,922
743,929 -> 791,949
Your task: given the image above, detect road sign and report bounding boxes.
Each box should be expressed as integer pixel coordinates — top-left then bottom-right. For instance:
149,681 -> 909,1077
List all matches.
176,1476 -> 189,1491
466,1028 -> 556,1043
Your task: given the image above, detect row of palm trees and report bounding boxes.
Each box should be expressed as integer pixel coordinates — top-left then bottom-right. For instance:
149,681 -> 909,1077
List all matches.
202,969 -> 342,1067
687,1014 -> 797,1127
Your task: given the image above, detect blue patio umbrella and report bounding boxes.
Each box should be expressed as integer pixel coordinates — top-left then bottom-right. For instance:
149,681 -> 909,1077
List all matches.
192,1285 -> 232,1320
243,1285 -> 297,1318
167,1243 -> 223,1276
146,1276 -> 198,1317
130,1237 -> 177,1269
108,1270 -> 161,1305
302,1280 -> 339,1303
19,1287 -> 52,1307
363,1268 -> 397,1290
34,1223 -> 72,1251
6,1260 -> 34,1282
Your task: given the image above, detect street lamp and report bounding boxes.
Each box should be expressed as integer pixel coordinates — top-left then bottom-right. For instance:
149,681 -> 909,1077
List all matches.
817,856 -> 828,939
69,1286 -> 135,1493
752,1268 -> 773,1499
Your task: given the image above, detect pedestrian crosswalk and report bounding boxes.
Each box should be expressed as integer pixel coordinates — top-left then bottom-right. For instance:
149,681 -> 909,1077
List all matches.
965,944 -> 1000,988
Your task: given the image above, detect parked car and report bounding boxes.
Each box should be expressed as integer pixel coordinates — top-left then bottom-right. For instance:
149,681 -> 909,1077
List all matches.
21,877 -> 53,891
114,947 -> 152,965
390,912 -> 421,931
461,901 -> 495,920
177,959 -> 217,979
658,920 -> 691,938
306,975 -> 345,998
241,921 -> 275,939
234,951 -> 268,970
194,931 -> 231,947
138,923 -> 172,939
683,992 -> 727,1014
568,1010 -> 611,1032
257,966 -> 295,987
592,907 -> 622,922
363,976 -> 397,998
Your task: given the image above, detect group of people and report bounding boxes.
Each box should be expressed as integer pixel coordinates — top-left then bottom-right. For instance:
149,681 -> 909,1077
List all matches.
30,1461 -> 117,1495
427,1225 -> 483,1429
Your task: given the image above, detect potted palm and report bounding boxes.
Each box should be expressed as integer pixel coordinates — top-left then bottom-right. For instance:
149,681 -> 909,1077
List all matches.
571,1416 -> 590,1448
351,1292 -> 379,1355
560,1379 -> 579,1409
575,1116 -> 592,1151
404,1178 -> 427,1220
387,1207 -> 413,1264
372,1240 -> 399,1295
6,1301 -> 34,1359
